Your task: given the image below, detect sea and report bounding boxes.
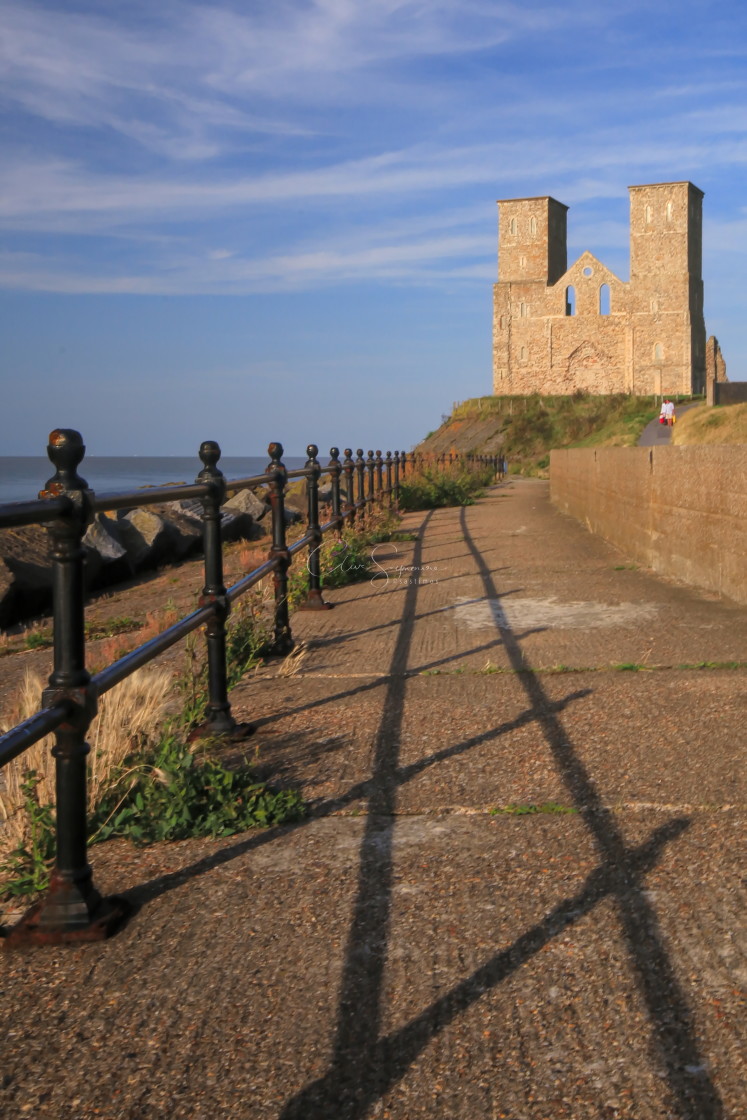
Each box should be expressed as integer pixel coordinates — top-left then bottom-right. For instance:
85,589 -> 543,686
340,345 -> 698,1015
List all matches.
0,456 -> 308,506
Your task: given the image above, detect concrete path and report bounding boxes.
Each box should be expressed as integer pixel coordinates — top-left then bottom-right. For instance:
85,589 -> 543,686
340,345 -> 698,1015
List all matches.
1,479 -> 745,1120
638,404 -> 699,446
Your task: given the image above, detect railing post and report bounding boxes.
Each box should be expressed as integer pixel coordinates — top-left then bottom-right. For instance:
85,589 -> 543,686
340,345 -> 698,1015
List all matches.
343,448 -> 356,526
355,449 -> 366,517
393,451 -> 400,504
267,442 -> 294,654
375,450 -> 383,501
9,429 -> 125,945
385,451 -> 393,506
195,440 -> 237,737
366,450 -> 375,514
299,444 -> 332,612
328,447 -> 343,534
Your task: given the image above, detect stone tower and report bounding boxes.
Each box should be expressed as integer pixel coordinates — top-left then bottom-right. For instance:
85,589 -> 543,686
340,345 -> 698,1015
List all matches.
492,182 -> 707,397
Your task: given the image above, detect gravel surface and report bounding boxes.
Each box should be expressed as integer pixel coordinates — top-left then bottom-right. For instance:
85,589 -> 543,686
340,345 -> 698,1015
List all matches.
1,478 -> 745,1119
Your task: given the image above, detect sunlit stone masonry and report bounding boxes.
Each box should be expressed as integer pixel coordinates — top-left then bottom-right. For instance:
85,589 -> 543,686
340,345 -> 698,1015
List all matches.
492,181 -> 707,397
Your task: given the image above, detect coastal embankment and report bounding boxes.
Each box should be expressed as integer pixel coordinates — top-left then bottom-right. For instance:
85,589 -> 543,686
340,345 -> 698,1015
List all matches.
0,485 -> 309,629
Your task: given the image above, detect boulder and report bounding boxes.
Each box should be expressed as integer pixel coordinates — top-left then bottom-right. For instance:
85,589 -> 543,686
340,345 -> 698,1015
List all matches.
283,478 -> 330,518
0,556 -> 17,629
170,497 -> 204,521
83,513 -> 132,587
224,488 -> 269,522
283,482 -> 307,515
219,508 -> 266,543
148,503 -> 204,560
0,524 -> 53,623
117,508 -> 171,570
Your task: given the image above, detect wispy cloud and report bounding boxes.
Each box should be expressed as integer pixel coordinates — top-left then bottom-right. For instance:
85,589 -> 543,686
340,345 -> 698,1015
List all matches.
0,0 -> 581,158
2,0 -> 747,300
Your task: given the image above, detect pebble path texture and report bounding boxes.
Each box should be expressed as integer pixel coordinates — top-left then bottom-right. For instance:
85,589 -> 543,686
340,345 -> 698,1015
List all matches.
1,477 -> 745,1120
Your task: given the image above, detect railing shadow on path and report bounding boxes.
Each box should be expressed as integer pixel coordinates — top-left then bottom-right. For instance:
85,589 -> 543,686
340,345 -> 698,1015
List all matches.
274,503 -> 721,1120
122,513 -> 568,910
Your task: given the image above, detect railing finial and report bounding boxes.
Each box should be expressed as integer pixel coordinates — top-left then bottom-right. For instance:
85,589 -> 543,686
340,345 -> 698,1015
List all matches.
198,439 -> 222,476
40,428 -> 89,499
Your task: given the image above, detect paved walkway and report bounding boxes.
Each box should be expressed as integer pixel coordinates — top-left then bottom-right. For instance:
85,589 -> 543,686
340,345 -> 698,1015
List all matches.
638,403 -> 699,446
2,479 -> 745,1120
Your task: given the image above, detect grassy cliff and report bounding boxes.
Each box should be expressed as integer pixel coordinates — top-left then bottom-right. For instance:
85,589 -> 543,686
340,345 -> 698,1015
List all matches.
416,393 -> 665,477
671,401 -> 747,445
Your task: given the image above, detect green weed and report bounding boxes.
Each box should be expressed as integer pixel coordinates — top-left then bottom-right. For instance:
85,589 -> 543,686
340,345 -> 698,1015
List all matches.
491,802 -> 578,816
85,616 -> 141,640
399,462 -> 495,511
677,660 -> 746,671
24,630 -> 52,651
91,734 -> 304,846
0,772 -> 55,897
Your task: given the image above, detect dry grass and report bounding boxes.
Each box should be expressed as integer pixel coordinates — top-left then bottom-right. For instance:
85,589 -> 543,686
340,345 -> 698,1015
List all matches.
0,667 -> 172,856
671,401 -> 747,445
277,642 -> 310,677
89,605 -> 179,673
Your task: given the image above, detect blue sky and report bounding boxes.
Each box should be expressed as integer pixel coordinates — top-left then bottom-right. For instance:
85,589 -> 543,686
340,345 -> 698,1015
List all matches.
1,0 -> 746,456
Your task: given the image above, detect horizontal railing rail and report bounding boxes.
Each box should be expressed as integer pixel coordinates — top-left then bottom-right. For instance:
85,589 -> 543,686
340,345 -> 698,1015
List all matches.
0,431 -> 497,945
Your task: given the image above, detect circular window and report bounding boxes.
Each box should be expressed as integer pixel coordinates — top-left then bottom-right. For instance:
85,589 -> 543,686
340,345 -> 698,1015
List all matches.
583,266 -> 593,277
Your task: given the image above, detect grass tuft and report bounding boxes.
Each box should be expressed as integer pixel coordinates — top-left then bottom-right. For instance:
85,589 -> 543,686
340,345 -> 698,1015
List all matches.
491,802 -> 578,816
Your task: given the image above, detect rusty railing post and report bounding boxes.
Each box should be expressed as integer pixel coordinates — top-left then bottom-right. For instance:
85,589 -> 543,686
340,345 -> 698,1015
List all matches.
366,450 -> 375,514
195,440 -> 237,737
400,451 -> 407,479
355,449 -> 366,518
267,442 -> 294,654
328,447 -> 343,535
9,429 -> 125,944
299,443 -> 332,611
375,450 -> 383,501
393,451 -> 400,504
343,448 -> 356,527
385,451 -> 393,506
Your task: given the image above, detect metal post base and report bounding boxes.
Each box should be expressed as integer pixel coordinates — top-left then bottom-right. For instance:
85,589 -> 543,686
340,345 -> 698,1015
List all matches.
3,893 -> 130,948
187,720 -> 255,743
297,589 -> 334,612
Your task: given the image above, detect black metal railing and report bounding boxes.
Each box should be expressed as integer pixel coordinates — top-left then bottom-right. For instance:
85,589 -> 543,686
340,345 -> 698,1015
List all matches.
0,431 -> 496,945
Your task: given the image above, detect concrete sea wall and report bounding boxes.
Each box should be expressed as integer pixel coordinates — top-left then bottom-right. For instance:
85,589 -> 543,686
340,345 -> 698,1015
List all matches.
550,446 -> 747,605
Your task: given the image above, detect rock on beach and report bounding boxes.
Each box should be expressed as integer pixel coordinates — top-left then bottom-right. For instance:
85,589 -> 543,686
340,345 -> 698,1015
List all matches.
0,490 -> 273,629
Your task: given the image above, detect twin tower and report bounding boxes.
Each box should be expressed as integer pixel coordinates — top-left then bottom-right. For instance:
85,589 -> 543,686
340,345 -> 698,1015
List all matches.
492,181 -> 706,397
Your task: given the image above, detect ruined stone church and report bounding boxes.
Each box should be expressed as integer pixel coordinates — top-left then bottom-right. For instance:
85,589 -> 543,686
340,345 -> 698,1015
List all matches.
492,181 -> 707,397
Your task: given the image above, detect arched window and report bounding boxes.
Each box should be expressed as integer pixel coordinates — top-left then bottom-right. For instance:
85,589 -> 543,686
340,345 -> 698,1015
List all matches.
645,205 -> 653,224
530,217 -> 537,236
520,346 -> 527,361
666,200 -> 673,223
651,299 -> 658,313
599,284 -> 610,315
519,255 -> 527,269
565,286 -> 576,316
519,301 -> 527,318
499,315 -> 505,330
654,343 -> 664,362
509,217 -> 517,236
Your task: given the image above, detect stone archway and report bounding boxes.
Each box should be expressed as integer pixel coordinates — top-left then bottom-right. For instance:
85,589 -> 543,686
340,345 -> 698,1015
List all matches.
565,341 -> 610,393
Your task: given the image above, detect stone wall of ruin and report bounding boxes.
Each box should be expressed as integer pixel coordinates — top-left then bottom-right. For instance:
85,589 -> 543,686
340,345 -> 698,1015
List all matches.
493,183 -> 706,398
